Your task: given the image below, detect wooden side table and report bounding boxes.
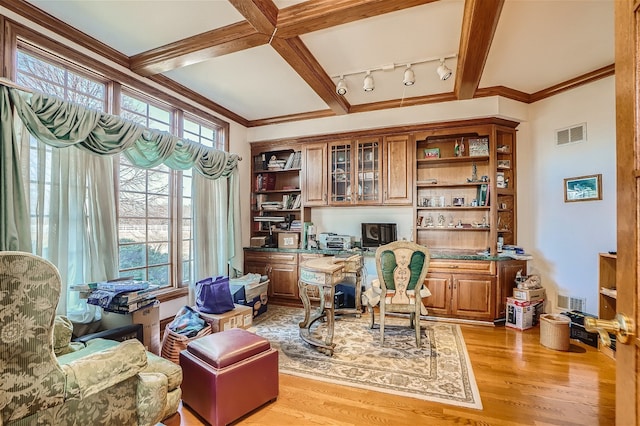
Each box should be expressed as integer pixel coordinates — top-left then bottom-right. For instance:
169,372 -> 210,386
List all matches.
298,255 -> 363,355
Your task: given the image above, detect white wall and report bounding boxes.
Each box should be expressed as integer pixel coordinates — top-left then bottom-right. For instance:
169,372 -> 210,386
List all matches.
520,76 -> 616,315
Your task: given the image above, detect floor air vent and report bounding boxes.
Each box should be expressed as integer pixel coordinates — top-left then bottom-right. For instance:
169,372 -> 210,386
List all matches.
556,123 -> 586,145
557,294 -> 587,312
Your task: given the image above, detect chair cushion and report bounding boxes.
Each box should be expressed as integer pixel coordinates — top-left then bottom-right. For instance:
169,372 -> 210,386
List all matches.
186,328 -> 270,369
380,250 -> 426,290
145,351 -> 183,391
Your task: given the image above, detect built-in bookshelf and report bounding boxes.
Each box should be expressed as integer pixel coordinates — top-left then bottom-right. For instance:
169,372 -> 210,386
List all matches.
251,147 -> 310,248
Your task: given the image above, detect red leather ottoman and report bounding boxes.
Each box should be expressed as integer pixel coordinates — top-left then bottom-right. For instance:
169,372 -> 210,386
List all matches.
179,328 -> 279,426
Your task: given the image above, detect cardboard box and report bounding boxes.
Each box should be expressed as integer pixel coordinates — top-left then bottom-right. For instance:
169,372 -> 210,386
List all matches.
513,287 -> 546,302
506,297 -> 536,330
197,304 -> 253,332
100,302 -> 160,355
230,280 -> 269,319
250,236 -> 266,247
245,293 -> 268,318
278,232 -> 299,249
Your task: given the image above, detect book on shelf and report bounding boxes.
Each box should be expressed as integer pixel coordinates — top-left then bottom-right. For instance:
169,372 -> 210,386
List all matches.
291,151 -> 302,169
284,152 -> 295,169
292,194 -> 301,209
477,184 -> 489,206
254,216 -> 285,222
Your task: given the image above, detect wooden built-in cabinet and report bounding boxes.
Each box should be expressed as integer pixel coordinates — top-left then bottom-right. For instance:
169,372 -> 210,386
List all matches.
383,134 -> 413,205
424,258 -> 526,323
249,118 -> 521,322
290,135 -> 412,209
243,250 -> 299,300
251,146 -> 311,247
414,119 -> 518,255
302,143 -> 327,206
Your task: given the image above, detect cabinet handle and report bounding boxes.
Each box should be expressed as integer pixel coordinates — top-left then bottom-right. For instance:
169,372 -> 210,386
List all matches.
449,265 -> 459,269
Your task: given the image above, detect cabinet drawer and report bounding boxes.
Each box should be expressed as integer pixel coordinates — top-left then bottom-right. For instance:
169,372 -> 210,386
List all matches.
269,252 -> 298,264
428,259 -> 495,275
244,250 -> 271,263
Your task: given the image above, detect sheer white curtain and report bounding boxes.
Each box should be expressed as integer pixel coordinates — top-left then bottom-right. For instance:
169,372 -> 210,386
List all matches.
16,119 -> 118,318
190,169 -> 242,305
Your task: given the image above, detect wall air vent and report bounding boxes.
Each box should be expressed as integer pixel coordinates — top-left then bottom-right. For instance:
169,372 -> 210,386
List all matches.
556,123 -> 587,146
557,294 -> 587,312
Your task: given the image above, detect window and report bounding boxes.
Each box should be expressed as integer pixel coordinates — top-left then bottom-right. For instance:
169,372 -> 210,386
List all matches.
12,37 -> 228,295
16,47 -> 107,254
118,92 -> 175,287
16,47 -> 108,315
179,114 -> 225,284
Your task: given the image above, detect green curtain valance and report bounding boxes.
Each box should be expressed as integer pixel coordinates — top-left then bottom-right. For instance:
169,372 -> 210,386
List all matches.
6,87 -> 239,179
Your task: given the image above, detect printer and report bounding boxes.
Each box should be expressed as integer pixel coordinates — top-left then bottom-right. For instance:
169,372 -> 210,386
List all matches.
318,233 -> 355,250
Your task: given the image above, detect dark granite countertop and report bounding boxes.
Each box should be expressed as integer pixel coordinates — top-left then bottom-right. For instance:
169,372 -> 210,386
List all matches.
243,246 -> 528,261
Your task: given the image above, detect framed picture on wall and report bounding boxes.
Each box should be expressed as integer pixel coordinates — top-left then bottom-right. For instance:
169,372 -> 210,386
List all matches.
564,174 -> 602,202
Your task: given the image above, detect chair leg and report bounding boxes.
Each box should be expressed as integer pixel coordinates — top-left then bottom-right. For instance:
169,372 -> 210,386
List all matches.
380,305 -> 385,345
369,306 -> 375,329
415,313 -> 421,347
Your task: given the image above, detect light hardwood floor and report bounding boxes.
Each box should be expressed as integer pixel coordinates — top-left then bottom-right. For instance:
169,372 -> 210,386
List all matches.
164,318 -> 616,426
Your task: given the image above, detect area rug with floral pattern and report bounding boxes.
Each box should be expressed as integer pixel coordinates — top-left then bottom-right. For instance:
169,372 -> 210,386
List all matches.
252,305 -> 482,410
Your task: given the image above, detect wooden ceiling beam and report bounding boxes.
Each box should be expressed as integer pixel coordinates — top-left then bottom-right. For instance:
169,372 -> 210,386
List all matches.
130,22 -> 267,77
275,0 -> 438,38
228,0 -> 278,35
270,36 -> 350,115
454,0 -> 504,100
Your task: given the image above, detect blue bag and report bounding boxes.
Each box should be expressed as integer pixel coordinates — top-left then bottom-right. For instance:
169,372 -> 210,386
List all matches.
195,275 -> 235,314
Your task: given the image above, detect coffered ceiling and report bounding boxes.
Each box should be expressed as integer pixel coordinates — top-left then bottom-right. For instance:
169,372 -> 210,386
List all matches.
6,0 -> 615,127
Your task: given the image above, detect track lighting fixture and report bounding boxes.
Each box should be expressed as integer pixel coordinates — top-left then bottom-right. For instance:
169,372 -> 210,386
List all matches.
331,54 -> 456,96
403,65 -> 415,86
436,58 -> 452,81
363,71 -> 374,92
336,76 -> 347,95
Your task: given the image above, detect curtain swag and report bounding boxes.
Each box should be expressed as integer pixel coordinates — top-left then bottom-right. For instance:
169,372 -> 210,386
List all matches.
5,86 -> 240,178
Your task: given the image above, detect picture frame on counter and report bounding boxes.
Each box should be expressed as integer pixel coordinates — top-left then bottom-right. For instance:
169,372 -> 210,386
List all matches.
423,148 -> 440,159
468,137 -> 489,156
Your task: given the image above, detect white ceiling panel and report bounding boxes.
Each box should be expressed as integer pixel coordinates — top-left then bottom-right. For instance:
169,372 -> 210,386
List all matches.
163,45 -> 329,120
481,0 -> 614,93
301,1 -> 464,105
29,0 -> 245,56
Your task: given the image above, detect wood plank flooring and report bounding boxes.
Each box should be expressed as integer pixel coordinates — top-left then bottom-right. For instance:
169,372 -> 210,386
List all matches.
163,319 -> 615,426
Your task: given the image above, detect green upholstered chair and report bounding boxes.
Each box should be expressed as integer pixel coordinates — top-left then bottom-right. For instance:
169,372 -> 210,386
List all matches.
370,241 -> 431,346
0,251 -> 182,426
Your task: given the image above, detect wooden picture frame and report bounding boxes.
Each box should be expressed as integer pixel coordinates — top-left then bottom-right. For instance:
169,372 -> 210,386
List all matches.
564,174 -> 602,202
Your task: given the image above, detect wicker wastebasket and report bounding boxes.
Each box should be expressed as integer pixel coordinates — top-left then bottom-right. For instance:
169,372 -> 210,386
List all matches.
161,324 -> 211,364
540,314 -> 571,351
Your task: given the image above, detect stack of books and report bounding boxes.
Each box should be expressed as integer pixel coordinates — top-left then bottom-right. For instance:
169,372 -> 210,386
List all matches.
88,280 -> 159,313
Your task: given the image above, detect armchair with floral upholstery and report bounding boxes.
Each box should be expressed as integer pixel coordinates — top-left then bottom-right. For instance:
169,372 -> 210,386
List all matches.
0,251 -> 182,426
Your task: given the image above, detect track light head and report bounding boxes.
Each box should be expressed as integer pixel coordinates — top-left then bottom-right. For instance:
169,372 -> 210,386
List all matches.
363,71 -> 375,92
403,65 -> 415,86
437,59 -> 452,81
336,76 -> 348,95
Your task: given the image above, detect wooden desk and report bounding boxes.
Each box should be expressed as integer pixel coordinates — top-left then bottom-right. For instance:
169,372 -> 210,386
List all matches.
298,255 -> 363,355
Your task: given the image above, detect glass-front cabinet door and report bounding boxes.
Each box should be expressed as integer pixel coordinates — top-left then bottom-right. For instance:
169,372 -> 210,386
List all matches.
329,138 -> 381,205
329,141 -> 352,204
356,138 -> 381,204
